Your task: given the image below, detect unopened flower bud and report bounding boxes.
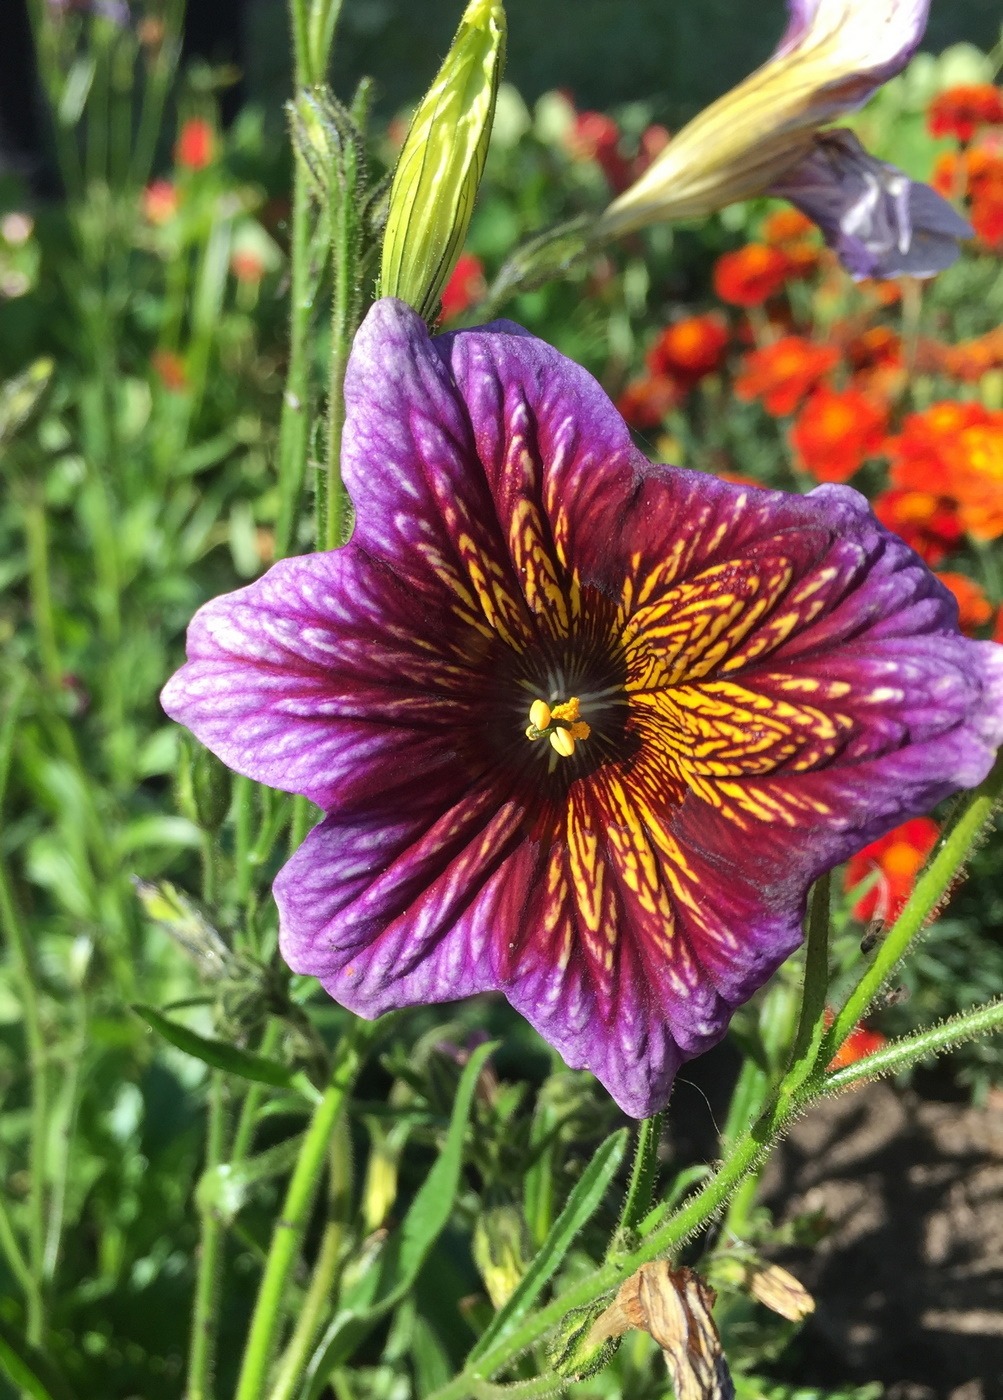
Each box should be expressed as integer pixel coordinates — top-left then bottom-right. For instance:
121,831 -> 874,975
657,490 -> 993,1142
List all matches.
472,1201 -> 531,1309
192,746 -> 231,832
379,0 -> 505,321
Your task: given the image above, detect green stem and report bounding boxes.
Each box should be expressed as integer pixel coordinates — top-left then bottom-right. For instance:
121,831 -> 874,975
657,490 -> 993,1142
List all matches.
783,873 -> 830,1094
233,1025 -> 367,1400
823,996 -> 1003,1094
823,751 -> 1003,1062
22,490 -> 62,689
187,1072 -> 228,1400
610,1113 -> 662,1248
266,1110 -> 353,1400
0,858 -> 47,1346
231,1023 -> 284,1166
324,145 -> 362,551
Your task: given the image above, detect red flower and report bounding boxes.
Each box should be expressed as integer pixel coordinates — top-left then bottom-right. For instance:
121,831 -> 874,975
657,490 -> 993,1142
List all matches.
828,1018 -> 888,1071
790,387 -> 887,481
735,336 -> 838,416
886,401 -> 995,496
845,817 -> 940,925
142,179 -> 178,225
615,374 -> 683,429
936,571 -> 993,635
440,252 -> 486,321
928,84 -> 1003,144
994,608 -> 1003,644
175,117 -> 215,171
713,245 -> 793,306
871,488 -> 962,566
152,349 -> 187,392
566,111 -> 630,192
646,315 -> 729,383
231,250 -> 265,284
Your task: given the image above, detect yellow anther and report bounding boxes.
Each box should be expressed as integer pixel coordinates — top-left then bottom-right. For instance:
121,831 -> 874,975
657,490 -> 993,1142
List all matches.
529,699 -> 552,731
526,694 -> 589,756
549,727 -> 576,758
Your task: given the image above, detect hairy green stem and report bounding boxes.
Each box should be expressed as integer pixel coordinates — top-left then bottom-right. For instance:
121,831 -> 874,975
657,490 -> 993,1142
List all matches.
783,873 -> 831,1096
823,996 -> 1003,1093
233,1025 -> 367,1400
824,751 -> 1003,1061
187,1072 -> 228,1400
323,152 -> 361,551
611,1113 -> 663,1249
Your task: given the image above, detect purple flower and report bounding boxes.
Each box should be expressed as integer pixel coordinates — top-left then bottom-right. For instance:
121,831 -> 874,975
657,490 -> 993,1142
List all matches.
162,299 -> 1003,1117
771,129 -> 973,280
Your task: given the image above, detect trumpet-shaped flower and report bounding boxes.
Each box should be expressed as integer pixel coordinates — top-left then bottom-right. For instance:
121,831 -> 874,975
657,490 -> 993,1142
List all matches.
594,0 -> 970,280
162,299 -> 1003,1117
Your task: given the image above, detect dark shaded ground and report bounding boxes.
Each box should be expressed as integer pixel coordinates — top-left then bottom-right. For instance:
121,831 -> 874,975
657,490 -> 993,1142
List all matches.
758,1080 -> 1003,1400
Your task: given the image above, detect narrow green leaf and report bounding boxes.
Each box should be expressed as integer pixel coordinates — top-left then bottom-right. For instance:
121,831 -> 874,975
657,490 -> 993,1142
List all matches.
467,1127 -> 628,1365
132,1005 -> 322,1103
301,1040 -> 498,1394
372,1037 -> 498,1308
0,1320 -> 77,1400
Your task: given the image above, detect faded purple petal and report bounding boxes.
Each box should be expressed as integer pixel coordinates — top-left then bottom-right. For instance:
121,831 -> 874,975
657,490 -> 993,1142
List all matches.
774,0 -> 928,100
163,298 -> 1003,1119
771,128 -> 972,279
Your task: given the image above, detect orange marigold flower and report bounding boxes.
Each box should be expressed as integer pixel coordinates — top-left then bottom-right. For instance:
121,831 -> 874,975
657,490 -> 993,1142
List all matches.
843,325 -> 902,372
616,374 -> 683,429
871,488 -> 963,566
152,348 -> 187,392
928,84 -> 1003,144
440,251 -> 486,321
761,208 -> 816,245
176,117 -> 215,171
828,1020 -> 888,1071
944,420 -> 1003,540
735,335 -> 838,416
994,607 -> 1003,644
790,387 -> 887,482
713,244 -> 793,307
970,185 -> 1003,249
845,817 -> 940,925
646,315 -> 729,382
142,179 -> 178,225
886,400 -> 995,495
940,327 -> 1003,381
936,571 -> 993,634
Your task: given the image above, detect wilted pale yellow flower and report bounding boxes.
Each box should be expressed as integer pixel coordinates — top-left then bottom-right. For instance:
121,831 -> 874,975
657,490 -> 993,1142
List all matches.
595,0 -> 930,240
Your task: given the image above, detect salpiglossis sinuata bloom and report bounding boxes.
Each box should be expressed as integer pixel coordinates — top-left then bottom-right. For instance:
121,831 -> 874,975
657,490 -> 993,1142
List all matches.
162,299 -> 1003,1116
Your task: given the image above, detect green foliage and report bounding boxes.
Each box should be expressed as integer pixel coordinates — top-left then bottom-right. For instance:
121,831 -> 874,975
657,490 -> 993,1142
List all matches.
2,4 -> 1002,1400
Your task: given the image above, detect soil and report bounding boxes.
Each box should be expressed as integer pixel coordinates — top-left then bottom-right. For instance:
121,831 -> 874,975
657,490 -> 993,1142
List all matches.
756,1078 -> 1003,1400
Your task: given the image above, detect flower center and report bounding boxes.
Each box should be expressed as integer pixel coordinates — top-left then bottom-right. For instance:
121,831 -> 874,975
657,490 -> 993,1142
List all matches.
524,696 -> 591,758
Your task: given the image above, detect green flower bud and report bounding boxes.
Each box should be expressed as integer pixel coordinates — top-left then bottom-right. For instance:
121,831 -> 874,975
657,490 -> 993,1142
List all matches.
548,1297 -> 621,1382
380,0 -> 505,321
472,1201 -> 532,1309
192,745 -> 231,832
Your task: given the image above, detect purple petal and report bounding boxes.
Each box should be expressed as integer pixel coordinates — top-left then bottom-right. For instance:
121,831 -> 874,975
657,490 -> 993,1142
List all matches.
771,129 -> 972,279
